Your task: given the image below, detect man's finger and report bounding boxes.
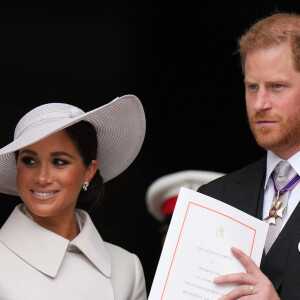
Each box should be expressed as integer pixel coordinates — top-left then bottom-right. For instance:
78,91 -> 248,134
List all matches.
231,247 -> 257,271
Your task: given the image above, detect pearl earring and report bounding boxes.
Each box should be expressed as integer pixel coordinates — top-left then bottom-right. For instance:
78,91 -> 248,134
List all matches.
82,181 -> 89,191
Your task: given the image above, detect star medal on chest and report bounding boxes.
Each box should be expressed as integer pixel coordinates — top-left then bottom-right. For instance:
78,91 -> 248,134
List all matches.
264,172 -> 300,225
264,191 -> 285,225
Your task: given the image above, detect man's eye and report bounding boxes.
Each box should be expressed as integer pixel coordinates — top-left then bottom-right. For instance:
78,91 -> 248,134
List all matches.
53,158 -> 69,166
20,157 -> 36,165
246,84 -> 258,90
272,83 -> 283,88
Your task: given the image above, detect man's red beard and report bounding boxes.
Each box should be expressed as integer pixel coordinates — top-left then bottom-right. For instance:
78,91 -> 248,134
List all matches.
248,109 -> 300,155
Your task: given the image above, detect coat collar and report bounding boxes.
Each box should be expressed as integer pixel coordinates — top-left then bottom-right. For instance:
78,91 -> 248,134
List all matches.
0,204 -> 111,278
225,156 -> 266,218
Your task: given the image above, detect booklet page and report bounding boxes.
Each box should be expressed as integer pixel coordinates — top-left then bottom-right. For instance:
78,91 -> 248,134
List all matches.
148,187 -> 268,300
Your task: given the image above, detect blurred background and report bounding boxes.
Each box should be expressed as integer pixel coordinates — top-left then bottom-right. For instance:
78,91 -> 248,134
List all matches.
0,0 -> 299,294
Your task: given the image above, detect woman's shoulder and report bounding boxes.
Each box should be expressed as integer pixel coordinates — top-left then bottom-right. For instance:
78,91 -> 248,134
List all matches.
104,242 -> 140,263
104,242 -> 147,299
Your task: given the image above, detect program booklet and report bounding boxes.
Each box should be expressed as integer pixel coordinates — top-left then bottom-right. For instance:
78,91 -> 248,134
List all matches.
148,187 -> 268,300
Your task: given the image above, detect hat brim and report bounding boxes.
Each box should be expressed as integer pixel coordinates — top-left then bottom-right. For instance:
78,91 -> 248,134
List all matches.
0,95 -> 146,196
146,170 -> 225,221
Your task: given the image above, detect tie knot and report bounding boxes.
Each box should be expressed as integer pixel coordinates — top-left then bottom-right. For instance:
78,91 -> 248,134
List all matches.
277,160 -> 291,178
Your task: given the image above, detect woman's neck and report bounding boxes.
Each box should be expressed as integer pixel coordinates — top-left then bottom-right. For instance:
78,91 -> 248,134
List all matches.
25,207 -> 79,240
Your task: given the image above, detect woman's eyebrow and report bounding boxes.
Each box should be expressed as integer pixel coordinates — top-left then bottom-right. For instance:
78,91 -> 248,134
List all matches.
50,152 -> 74,159
19,149 -> 37,156
19,150 -> 75,160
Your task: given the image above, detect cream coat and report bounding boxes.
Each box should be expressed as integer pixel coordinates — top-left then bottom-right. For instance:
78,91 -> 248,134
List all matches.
0,205 -> 147,300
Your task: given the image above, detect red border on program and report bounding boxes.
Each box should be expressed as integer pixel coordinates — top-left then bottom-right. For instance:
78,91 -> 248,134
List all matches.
160,202 -> 257,299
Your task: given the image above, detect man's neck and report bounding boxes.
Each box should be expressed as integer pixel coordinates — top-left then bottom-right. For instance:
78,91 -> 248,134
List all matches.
271,145 -> 300,160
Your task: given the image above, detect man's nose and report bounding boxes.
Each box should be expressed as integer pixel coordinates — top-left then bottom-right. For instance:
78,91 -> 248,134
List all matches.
254,88 -> 272,112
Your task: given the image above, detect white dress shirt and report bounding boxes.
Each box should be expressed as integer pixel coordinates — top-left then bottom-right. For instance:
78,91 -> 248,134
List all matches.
0,204 -> 147,300
263,150 -> 300,230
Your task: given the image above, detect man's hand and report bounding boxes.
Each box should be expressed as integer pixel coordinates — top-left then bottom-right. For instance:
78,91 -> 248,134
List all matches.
213,247 -> 280,300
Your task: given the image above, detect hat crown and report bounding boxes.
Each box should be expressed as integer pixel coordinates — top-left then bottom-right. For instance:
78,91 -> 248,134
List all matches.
14,103 -> 84,140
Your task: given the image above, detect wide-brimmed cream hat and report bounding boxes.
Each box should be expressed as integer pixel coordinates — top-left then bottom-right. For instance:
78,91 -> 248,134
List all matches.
0,94 -> 146,196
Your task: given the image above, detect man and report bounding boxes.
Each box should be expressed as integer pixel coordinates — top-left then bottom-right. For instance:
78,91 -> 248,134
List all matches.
198,12 -> 300,299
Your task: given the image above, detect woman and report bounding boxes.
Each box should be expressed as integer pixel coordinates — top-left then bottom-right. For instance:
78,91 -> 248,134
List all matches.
0,95 -> 147,299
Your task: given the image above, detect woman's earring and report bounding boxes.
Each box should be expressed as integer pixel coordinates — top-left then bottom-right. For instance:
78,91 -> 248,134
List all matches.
82,181 -> 89,191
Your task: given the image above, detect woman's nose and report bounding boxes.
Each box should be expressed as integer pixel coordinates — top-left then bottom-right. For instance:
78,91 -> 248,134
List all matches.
34,164 -> 52,185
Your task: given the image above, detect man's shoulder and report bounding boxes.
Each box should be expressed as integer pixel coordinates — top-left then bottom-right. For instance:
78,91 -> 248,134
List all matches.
198,156 -> 266,197
224,155 -> 266,181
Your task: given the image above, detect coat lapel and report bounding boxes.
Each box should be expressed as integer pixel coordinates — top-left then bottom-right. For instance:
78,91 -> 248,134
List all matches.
222,156 -> 266,218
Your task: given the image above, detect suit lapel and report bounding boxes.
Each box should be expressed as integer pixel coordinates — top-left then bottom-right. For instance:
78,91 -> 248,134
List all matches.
222,156 -> 266,218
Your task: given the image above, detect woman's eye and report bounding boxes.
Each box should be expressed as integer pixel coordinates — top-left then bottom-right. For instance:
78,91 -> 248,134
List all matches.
20,157 -> 36,165
53,158 -> 69,166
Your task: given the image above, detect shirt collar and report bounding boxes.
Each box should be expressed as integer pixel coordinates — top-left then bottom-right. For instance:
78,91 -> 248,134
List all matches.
0,204 -> 111,278
265,150 -> 300,189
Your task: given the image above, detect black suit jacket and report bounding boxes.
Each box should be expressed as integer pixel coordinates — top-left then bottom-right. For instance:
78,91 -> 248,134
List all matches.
198,156 -> 300,299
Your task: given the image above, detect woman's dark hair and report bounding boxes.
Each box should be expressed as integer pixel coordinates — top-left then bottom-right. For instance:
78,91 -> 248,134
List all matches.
64,120 -> 105,212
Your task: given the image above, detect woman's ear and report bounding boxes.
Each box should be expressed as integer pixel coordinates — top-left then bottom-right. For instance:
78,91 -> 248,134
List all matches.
85,160 -> 98,182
